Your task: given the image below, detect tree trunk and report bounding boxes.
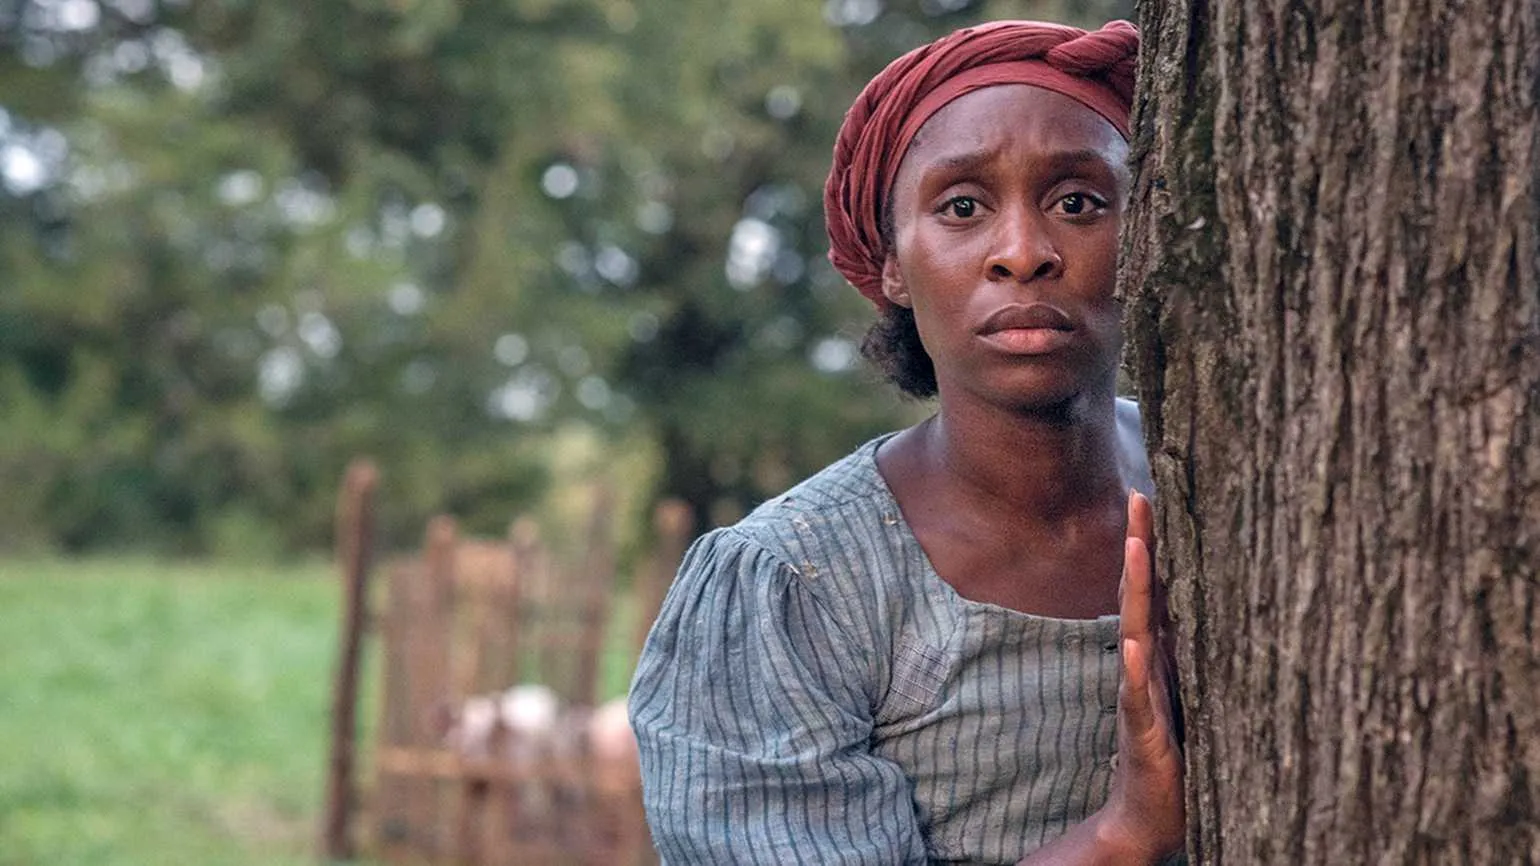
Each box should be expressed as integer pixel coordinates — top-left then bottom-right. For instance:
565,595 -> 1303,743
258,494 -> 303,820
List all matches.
1119,0 -> 1540,863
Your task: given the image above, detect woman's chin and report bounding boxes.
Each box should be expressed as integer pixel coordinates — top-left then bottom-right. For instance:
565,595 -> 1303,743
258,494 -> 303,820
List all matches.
988,373 -> 1110,418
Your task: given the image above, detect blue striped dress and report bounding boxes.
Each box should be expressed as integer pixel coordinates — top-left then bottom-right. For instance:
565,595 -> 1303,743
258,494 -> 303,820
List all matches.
630,400 -> 1155,865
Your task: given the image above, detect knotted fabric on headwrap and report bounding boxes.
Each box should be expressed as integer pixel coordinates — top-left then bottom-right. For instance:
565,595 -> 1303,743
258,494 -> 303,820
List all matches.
823,20 -> 1139,306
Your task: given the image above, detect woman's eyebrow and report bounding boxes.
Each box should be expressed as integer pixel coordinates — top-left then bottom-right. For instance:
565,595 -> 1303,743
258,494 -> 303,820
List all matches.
920,148 -> 999,178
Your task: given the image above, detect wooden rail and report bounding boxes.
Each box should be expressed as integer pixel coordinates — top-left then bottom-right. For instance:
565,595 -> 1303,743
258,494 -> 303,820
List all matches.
323,465 -> 692,865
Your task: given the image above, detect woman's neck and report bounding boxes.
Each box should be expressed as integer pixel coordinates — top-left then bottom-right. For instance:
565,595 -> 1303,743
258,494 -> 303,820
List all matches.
920,384 -> 1127,525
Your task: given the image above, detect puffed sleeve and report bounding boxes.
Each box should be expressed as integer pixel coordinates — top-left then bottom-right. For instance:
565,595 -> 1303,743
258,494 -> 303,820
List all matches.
628,527 -> 928,865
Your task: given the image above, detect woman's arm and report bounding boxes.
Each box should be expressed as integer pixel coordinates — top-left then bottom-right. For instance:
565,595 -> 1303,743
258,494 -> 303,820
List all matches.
629,528 -> 930,866
1016,491 -> 1186,865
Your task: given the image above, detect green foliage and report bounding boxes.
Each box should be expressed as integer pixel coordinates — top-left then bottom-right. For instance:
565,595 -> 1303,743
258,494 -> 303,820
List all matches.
0,0 -> 1127,554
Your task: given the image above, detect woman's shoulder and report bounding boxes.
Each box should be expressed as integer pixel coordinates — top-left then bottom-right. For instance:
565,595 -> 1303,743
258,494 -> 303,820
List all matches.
673,433 -> 923,618
1115,396 -> 1155,496
727,433 -> 909,567
647,433 -> 931,705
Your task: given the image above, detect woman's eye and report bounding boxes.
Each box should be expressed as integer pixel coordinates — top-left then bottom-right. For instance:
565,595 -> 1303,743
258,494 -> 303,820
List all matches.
1055,192 -> 1106,216
944,196 -> 978,219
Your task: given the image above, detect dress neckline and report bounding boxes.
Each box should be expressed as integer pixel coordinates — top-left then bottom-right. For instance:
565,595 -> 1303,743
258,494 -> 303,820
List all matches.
854,434 -> 1121,628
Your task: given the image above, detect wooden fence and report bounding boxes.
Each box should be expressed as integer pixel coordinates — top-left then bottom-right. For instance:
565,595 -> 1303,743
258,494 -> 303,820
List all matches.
323,459 -> 694,865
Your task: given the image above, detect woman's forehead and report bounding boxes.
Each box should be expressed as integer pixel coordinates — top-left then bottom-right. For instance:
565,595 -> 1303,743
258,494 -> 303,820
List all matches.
901,85 -> 1126,177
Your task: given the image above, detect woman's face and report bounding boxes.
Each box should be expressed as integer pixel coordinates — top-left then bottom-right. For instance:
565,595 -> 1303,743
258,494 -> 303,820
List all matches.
882,84 -> 1129,414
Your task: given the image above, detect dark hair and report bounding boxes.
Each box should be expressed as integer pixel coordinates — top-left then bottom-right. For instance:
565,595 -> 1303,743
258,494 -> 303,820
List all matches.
861,304 -> 936,399
862,199 -> 937,398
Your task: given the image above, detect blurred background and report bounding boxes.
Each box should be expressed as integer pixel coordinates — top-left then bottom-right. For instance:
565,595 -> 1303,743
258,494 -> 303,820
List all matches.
0,0 -> 1129,863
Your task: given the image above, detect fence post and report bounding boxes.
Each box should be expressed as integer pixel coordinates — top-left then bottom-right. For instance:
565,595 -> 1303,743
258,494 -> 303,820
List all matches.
321,458 -> 379,861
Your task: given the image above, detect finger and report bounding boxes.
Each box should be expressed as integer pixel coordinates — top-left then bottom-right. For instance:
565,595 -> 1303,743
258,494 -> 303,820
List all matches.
1120,536 -> 1152,642
1126,489 -> 1176,657
1138,505 -> 1181,736
1119,533 -> 1160,742
1127,489 -> 1154,551
1120,631 -> 1157,742
1135,588 -> 1185,755
1121,491 -> 1153,608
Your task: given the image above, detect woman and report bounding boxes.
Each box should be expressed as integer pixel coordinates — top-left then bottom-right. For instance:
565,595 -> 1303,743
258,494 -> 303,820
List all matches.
630,19 -> 1184,865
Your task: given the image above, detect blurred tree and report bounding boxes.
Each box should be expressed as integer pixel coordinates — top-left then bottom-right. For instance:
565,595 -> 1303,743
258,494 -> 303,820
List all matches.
0,0 -> 1129,554
479,0 -> 1132,532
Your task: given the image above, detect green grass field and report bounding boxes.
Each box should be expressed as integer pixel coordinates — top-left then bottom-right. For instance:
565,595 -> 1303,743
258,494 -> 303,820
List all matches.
0,557 -> 642,866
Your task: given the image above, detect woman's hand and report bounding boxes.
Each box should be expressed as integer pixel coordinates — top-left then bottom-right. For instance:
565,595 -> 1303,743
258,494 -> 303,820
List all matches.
1096,490 -> 1185,862
1015,490 -> 1186,866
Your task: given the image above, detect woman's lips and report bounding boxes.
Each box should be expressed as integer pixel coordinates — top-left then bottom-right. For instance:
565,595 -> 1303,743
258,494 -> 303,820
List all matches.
977,303 -> 1074,354
979,327 -> 1075,354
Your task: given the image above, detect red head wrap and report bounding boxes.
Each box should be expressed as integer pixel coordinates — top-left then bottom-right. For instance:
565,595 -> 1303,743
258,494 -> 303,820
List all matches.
823,20 -> 1139,306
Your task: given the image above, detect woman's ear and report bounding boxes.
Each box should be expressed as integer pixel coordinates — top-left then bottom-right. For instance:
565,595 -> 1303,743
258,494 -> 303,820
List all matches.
881,255 -> 911,308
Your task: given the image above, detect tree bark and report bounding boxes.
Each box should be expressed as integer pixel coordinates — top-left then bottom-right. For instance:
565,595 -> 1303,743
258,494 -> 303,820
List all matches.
1119,0 -> 1540,863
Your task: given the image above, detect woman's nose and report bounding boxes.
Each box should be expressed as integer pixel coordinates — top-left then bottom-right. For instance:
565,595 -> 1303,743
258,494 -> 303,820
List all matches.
985,209 -> 1062,282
